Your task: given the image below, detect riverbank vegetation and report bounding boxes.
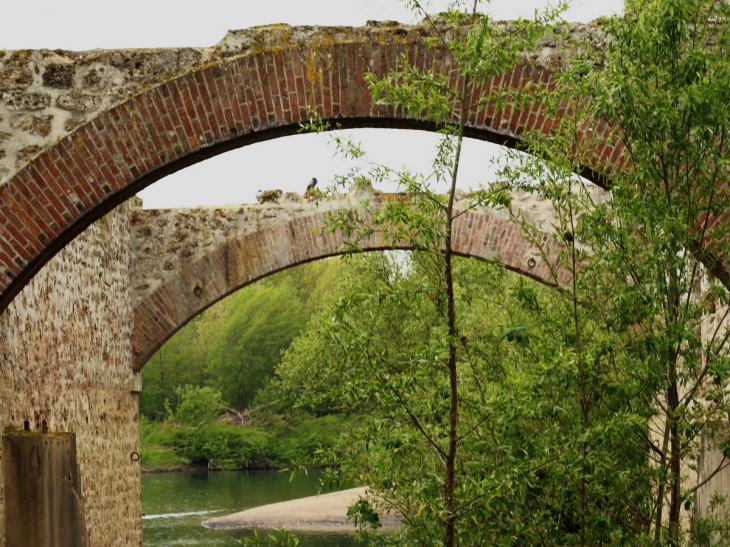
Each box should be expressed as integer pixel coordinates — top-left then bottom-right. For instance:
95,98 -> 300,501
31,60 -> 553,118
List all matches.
140,411 -> 354,471
139,260 -> 356,471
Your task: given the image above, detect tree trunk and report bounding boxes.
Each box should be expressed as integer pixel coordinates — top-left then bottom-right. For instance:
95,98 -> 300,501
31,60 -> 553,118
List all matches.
442,73 -> 470,547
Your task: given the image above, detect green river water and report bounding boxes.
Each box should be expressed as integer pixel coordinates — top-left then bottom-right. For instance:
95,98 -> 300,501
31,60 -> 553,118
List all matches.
142,469 -> 364,547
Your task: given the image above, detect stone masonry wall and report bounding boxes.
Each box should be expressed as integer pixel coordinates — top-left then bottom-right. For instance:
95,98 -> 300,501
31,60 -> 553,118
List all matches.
130,186 -> 577,308
0,202 -> 141,546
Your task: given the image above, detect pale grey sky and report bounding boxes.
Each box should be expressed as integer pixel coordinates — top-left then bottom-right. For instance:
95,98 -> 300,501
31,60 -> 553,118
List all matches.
1,0 -> 624,208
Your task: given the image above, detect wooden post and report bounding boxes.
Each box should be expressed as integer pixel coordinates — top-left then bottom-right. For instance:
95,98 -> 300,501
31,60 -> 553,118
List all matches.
3,431 -> 89,547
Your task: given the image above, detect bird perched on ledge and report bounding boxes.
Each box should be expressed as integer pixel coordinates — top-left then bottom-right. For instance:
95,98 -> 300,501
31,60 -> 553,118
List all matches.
306,178 -> 317,192
256,190 -> 263,202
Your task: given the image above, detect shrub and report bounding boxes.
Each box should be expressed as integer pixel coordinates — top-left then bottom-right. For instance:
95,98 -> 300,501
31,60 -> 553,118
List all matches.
172,423 -> 271,468
166,385 -> 223,426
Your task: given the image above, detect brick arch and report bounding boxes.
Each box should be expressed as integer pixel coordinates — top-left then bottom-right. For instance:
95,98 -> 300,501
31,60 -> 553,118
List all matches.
0,26 -> 625,316
131,207 -> 569,371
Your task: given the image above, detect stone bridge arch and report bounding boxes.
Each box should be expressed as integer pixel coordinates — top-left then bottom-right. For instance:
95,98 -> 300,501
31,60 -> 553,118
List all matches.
130,189 -> 570,370
0,21 -> 623,316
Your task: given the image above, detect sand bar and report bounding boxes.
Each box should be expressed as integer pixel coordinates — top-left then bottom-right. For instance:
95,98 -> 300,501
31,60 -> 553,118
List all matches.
203,487 -> 401,530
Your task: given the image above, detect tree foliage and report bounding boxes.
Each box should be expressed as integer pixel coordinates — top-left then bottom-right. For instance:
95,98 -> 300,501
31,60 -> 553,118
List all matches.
497,0 -> 730,544
279,252 -> 658,546
291,2 -> 572,545
140,259 -> 341,418
278,0 -> 730,546
165,385 -> 223,426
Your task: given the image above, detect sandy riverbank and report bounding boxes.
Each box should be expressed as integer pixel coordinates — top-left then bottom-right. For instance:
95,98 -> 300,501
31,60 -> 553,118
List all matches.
203,487 -> 401,530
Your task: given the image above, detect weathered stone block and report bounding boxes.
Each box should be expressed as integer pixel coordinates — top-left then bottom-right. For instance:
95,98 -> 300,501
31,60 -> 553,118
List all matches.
82,69 -> 102,88
259,189 -> 283,203
42,64 -> 76,89
63,117 -> 86,132
15,144 -> 41,167
2,91 -> 51,111
11,114 -> 53,136
57,92 -> 102,112
0,66 -> 33,91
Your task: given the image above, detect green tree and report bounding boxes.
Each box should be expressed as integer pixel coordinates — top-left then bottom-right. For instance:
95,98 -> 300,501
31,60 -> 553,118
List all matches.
141,259 -> 341,419
280,251 -> 655,546
140,315 -> 208,420
165,385 -> 223,426
204,278 -> 307,410
295,3 -> 566,545
268,258 -> 341,318
280,0 -> 730,545
497,0 -> 730,544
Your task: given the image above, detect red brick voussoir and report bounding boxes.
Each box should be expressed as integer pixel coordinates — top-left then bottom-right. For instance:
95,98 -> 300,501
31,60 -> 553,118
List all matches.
130,208 -> 569,371
0,23 -> 618,316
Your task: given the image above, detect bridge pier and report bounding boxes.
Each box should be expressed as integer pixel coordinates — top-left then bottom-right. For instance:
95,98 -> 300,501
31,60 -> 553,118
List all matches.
0,202 -> 142,546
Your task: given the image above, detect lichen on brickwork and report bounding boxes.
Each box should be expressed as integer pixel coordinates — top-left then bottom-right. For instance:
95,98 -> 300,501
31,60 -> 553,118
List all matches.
0,19 -> 606,188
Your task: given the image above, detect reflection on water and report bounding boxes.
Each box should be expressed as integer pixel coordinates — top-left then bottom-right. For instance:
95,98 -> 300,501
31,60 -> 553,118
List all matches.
142,469 -> 364,547
144,510 -> 216,520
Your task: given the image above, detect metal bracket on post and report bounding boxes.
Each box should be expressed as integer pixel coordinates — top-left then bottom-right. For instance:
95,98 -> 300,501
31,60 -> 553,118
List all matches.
131,372 -> 143,394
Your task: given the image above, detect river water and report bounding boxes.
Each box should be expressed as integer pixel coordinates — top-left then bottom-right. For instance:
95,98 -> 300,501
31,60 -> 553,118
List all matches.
142,469 -> 364,546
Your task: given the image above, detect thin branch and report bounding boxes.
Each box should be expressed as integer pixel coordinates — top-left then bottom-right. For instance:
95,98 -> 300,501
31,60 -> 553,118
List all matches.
685,455 -> 730,496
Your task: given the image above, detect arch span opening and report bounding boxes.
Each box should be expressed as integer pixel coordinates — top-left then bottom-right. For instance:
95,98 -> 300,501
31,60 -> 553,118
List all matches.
130,193 -> 569,371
